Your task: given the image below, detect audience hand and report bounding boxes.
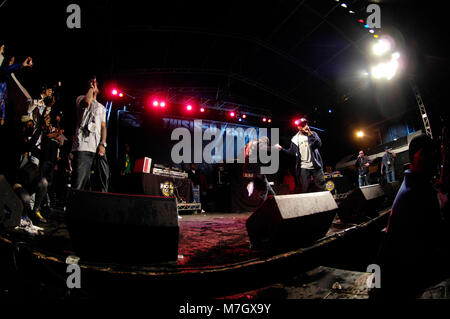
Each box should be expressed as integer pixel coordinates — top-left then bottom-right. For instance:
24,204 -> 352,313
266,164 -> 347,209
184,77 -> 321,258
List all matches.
22,57 -> 33,68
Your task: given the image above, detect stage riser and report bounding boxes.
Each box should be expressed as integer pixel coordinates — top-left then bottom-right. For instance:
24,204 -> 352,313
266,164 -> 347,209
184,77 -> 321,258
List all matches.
67,190 -> 179,264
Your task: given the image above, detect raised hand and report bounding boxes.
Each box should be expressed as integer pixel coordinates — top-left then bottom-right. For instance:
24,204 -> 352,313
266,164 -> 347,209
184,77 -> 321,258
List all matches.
22,57 -> 33,68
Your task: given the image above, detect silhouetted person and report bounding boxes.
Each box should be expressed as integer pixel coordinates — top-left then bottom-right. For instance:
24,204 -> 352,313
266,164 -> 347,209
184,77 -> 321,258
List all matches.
376,134 -> 450,298
381,147 -> 396,183
355,150 -> 371,187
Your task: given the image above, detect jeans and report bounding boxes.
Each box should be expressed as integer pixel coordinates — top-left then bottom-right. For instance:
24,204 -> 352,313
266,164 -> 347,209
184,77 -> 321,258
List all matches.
386,170 -> 396,183
297,168 -> 326,193
359,174 -> 370,187
72,151 -> 109,192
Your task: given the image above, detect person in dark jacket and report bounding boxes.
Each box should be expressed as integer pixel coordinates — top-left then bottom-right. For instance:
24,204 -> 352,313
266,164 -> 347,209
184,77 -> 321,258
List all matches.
375,134 -> 450,298
355,150 -> 371,187
276,118 -> 325,193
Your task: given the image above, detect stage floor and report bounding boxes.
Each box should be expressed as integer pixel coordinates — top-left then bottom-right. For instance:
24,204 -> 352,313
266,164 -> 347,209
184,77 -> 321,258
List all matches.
1,209 -> 370,270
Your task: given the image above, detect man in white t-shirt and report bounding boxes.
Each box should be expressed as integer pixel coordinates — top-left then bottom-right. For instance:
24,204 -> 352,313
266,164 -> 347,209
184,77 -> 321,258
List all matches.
71,78 -> 108,191
276,118 -> 325,193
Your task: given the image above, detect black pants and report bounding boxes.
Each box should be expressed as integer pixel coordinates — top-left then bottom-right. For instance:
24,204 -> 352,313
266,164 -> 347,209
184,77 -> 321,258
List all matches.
296,167 -> 326,193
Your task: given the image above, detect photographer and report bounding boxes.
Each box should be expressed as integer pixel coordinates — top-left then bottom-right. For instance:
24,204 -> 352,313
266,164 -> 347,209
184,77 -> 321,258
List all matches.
71,77 -> 109,192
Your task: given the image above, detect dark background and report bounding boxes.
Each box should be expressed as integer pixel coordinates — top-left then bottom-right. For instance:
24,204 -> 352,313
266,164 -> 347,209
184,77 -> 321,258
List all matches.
1,0 -> 448,168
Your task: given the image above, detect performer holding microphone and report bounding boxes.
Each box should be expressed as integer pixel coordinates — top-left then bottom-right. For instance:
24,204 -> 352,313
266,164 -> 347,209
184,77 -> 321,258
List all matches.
275,118 -> 325,193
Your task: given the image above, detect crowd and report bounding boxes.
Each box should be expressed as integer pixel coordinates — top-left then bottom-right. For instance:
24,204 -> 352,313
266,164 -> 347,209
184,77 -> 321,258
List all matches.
0,41 -> 109,230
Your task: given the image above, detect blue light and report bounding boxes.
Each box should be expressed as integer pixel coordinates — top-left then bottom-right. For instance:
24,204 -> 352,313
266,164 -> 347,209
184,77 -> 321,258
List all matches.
329,109 -> 333,114
364,25 -> 370,29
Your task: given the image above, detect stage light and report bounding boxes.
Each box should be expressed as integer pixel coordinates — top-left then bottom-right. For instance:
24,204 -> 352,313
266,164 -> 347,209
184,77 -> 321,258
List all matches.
238,118 -> 243,122
119,93 -> 124,98
153,100 -> 159,107
294,119 -> 301,126
392,52 -> 400,60
160,101 -> 166,108
371,59 -> 399,81
358,19 -> 364,23
373,34 -> 379,39
200,107 -> 205,113
186,105 -> 193,111
242,114 -> 247,119
341,3 -> 347,8
372,39 -> 391,56
229,111 -> 236,117
364,24 -> 370,29
356,131 -> 364,138
369,29 -> 375,34
112,89 -> 118,96
262,117 -> 267,122
349,10 -> 355,14
329,109 -> 333,114
268,119 -> 272,123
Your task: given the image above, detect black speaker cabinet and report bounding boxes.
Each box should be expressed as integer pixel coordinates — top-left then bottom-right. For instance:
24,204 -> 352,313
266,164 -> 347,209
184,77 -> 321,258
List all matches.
0,175 -> 22,229
338,184 -> 386,223
67,189 -> 179,264
246,192 -> 338,249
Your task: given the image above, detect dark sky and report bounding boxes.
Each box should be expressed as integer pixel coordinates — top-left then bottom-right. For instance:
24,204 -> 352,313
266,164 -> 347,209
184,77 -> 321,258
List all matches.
1,0 -> 448,166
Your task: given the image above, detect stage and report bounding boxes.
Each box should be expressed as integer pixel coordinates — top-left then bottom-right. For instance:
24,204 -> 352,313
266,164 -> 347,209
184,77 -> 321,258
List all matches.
0,206 -> 391,299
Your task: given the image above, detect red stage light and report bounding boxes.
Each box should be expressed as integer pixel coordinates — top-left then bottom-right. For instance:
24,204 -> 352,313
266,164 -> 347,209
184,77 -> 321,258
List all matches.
294,119 -> 300,126
230,112 -> 236,117
242,114 -> 247,119
153,101 -> 159,107
160,102 -> 166,108
200,107 -> 205,113
262,117 -> 267,122
187,105 -> 193,111
112,89 -> 118,96
119,93 -> 124,98
358,19 -> 364,23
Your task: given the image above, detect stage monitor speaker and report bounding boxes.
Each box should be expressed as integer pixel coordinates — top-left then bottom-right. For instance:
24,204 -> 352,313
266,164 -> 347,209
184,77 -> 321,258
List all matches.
67,190 -> 179,264
246,192 -> 338,249
337,184 -> 386,223
0,175 -> 23,229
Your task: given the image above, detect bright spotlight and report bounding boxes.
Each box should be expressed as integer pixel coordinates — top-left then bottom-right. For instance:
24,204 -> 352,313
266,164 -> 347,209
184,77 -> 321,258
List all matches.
369,29 -> 375,34
371,59 -> 399,81
153,100 -> 159,107
356,131 -> 364,138
229,112 -> 236,117
262,117 -> 267,123
392,52 -> 401,60
242,114 -> 247,119
268,119 -> 272,123
119,93 -> 124,98
186,105 -> 193,111
341,3 -> 347,8
112,89 -> 118,96
200,107 -> 205,113
294,119 -> 300,126
160,101 -> 166,108
372,39 -> 391,56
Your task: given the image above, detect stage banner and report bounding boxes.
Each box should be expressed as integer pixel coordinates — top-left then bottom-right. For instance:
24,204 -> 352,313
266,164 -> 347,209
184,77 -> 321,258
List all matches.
117,111 -> 265,168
